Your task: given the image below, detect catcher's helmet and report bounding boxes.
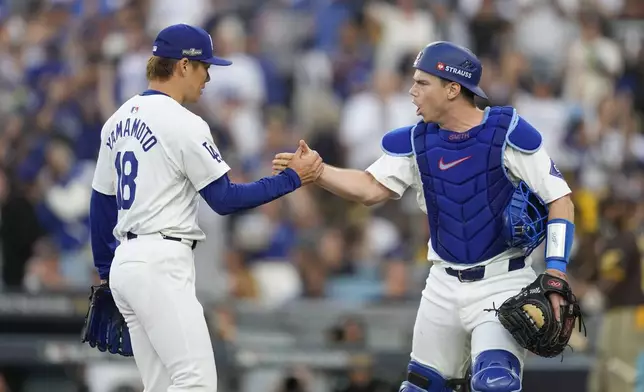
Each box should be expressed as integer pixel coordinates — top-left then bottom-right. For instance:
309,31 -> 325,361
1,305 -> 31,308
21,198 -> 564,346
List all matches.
412,41 -> 487,99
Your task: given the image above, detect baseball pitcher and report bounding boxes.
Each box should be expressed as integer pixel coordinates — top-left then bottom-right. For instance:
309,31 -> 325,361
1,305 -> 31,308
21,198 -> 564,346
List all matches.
273,42 -> 584,392
80,24 -> 323,391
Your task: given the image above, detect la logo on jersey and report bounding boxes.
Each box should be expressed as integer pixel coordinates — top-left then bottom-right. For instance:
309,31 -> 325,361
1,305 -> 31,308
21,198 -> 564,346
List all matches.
549,159 -> 563,179
202,141 -> 222,163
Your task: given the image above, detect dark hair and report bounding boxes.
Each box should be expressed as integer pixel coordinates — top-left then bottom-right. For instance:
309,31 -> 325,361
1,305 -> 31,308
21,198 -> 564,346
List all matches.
439,78 -> 476,106
145,56 -> 201,81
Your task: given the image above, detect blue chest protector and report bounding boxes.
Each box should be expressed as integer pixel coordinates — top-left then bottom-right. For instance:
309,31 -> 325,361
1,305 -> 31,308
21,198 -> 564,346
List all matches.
382,106 -> 545,265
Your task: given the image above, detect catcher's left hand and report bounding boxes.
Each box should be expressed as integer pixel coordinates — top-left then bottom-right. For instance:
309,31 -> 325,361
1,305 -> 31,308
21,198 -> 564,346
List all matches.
493,273 -> 585,358
80,282 -> 133,357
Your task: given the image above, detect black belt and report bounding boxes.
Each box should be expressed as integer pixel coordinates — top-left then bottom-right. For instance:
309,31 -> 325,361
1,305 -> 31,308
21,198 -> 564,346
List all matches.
445,257 -> 525,282
126,232 -> 197,250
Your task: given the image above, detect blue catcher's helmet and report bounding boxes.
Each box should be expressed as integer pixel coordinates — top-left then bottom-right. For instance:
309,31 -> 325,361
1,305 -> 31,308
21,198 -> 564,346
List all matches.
412,41 -> 487,99
503,181 -> 549,256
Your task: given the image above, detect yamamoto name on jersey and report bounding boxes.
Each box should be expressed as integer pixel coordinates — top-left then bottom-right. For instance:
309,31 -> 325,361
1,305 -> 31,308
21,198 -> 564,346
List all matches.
105,116 -> 158,153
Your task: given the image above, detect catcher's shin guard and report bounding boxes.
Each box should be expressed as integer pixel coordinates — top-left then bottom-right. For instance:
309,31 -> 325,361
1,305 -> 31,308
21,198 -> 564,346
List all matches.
470,350 -> 521,392
400,361 -> 465,392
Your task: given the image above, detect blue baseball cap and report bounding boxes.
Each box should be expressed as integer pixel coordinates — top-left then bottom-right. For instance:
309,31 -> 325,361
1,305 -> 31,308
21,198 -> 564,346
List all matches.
152,24 -> 232,66
413,41 -> 487,99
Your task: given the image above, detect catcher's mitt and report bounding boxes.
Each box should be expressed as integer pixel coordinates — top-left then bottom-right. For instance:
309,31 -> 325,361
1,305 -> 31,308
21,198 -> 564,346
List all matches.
80,283 -> 133,357
493,273 -> 585,358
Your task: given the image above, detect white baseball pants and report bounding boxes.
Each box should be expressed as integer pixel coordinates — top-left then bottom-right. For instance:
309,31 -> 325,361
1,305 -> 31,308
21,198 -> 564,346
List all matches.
109,235 -> 217,392
410,259 -> 537,379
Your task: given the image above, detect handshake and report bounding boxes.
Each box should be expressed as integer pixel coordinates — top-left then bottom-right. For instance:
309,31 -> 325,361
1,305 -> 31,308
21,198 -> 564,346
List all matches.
272,140 -> 324,185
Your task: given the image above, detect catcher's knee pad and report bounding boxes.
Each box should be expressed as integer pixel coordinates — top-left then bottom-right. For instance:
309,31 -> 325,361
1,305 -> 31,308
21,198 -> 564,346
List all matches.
470,350 -> 521,392
399,361 -> 453,392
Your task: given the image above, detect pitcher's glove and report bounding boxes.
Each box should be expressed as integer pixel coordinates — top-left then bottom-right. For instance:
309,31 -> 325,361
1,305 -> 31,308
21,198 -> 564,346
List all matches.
80,282 -> 133,357
494,273 -> 585,358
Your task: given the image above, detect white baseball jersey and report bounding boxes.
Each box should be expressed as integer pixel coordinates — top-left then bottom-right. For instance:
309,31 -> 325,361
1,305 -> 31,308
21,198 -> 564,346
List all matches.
92,93 -> 230,241
366,134 -> 571,267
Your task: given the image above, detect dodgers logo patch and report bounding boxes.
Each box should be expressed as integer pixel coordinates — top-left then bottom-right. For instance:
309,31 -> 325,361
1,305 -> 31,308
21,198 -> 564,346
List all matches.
549,159 -> 563,179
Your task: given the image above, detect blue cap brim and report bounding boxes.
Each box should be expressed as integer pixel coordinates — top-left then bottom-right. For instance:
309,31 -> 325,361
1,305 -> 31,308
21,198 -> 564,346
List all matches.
203,56 -> 232,66
469,85 -> 488,100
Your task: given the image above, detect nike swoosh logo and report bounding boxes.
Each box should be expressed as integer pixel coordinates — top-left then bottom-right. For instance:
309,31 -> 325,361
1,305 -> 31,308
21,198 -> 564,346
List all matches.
438,156 -> 471,170
486,376 -> 506,383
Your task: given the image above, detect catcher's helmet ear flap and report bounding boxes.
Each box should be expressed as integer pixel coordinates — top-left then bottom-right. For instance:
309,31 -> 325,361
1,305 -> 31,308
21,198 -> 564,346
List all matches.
412,41 -> 488,99
503,181 -> 549,255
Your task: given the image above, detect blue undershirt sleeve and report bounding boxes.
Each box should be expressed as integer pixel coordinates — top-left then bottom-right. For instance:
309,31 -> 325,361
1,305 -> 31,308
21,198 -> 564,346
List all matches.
199,168 -> 302,215
89,190 -> 118,281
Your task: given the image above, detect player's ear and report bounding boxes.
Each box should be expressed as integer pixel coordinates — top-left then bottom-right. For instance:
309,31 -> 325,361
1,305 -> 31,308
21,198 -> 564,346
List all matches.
179,58 -> 190,76
446,82 -> 461,101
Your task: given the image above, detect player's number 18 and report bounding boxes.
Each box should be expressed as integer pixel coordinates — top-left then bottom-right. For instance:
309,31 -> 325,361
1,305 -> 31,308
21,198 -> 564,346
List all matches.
115,150 -> 139,210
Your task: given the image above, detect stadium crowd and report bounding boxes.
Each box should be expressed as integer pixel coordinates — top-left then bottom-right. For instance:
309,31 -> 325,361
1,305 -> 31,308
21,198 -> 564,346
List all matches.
0,0 -> 643,390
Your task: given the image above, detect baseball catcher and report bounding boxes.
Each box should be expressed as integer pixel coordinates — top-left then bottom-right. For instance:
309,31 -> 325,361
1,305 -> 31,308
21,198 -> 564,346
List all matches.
272,41 -> 585,391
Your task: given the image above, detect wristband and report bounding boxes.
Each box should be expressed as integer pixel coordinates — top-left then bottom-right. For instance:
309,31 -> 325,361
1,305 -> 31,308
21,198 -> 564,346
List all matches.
544,218 -> 575,273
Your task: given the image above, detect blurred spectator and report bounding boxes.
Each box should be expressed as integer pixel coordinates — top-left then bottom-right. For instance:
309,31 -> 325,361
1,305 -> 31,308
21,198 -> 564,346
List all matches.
586,197 -> 644,392
273,367 -> 316,392
326,315 -> 366,348
512,0 -> 576,78
333,356 -> 392,392
224,249 -> 259,300
110,4 -> 153,104
576,94 -> 635,193
232,198 -> 302,307
146,0 -> 211,36
458,0 -> 516,57
202,14 -> 267,161
22,237 -> 65,293
382,253 -> 412,301
367,0 -> 436,72
514,66 -> 577,171
274,376 -> 309,392
33,136 -> 94,289
339,69 -> 417,169
563,10 -> 623,116
0,170 -> 43,290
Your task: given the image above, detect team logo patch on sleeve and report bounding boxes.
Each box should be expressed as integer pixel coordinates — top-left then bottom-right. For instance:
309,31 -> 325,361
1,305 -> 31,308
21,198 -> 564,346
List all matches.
549,159 -> 563,179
